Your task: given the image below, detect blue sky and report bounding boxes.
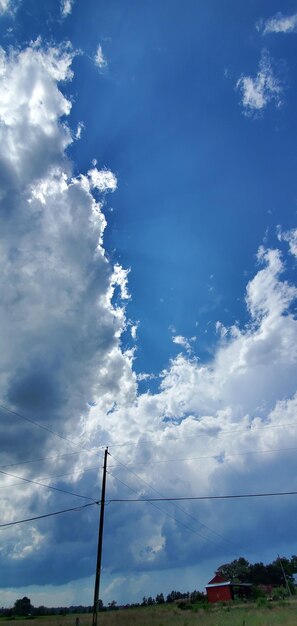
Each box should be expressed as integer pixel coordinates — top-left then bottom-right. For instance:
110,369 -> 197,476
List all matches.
1,0 -> 297,609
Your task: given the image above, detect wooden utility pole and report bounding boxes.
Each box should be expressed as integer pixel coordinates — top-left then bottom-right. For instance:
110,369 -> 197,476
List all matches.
92,447 -> 108,626
278,554 -> 292,597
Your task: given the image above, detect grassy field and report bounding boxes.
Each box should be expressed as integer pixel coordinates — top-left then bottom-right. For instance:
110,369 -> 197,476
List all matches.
2,601 -> 297,626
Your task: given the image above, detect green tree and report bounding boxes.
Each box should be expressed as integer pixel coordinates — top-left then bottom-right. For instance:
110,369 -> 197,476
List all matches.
217,557 -> 250,582
155,593 -> 165,604
107,600 -> 117,610
249,562 -> 267,585
14,597 -> 33,616
190,590 -> 205,603
290,554 -> 297,574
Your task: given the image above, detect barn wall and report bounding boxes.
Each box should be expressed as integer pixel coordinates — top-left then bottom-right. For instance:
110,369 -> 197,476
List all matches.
206,585 -> 232,603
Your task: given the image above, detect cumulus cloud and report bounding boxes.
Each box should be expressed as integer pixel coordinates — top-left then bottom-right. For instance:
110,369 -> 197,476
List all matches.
88,167 -> 117,192
130,322 -> 138,340
60,0 -> 74,19
259,12 -> 297,35
0,0 -> 16,14
236,50 -> 284,115
75,121 -> 84,140
2,37 -> 297,608
3,173 -> 297,598
172,335 -> 196,353
0,40 -> 135,589
0,0 -> 9,12
87,237 -> 297,593
277,226 -> 297,258
137,372 -> 158,381
215,321 -> 228,338
94,44 -> 107,70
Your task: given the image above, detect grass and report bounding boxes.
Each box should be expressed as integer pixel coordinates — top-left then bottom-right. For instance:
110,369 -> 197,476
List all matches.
2,600 -> 297,626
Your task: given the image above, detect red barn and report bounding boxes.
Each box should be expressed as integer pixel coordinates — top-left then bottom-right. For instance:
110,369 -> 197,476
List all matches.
205,574 -> 232,603
206,574 -> 252,603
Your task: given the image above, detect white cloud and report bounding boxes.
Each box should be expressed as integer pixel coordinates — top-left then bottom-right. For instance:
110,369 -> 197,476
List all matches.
0,0 -> 18,15
0,0 -> 9,12
75,121 -> 84,140
94,44 -> 107,70
246,246 -> 297,320
60,0 -> 74,19
88,167 -> 117,192
130,321 -> 139,340
236,50 -> 283,115
277,226 -> 297,258
215,321 -> 228,338
137,372 -> 158,381
0,41 -> 135,587
87,237 -> 297,602
110,263 -> 130,301
2,207 -> 297,603
12,528 -> 44,560
259,12 -> 297,35
172,335 -> 196,353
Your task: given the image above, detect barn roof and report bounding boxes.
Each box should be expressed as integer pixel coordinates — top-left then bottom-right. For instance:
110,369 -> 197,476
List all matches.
207,574 -> 229,585
206,581 -> 231,588
206,573 -> 252,589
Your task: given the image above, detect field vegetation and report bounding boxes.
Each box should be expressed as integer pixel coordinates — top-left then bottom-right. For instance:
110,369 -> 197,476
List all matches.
2,599 -> 297,626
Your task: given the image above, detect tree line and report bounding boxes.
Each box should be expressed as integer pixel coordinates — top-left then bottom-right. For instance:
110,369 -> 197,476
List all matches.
216,555 -> 297,587
0,598 -> 94,618
0,591 -> 206,617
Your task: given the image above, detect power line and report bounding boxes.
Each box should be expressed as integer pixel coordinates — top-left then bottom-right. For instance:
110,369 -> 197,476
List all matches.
108,453 -> 240,551
0,465 -> 103,490
38,465 -> 103,480
0,465 -> 101,489
0,451 -> 82,470
0,502 -> 98,529
22,442 -> 297,479
0,403 -> 95,454
0,469 -> 96,502
108,490 -> 297,503
108,470 -> 222,547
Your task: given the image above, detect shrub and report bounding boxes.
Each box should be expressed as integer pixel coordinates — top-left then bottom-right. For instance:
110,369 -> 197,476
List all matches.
252,585 -> 266,599
177,601 -> 192,611
257,597 -> 267,608
272,586 -> 288,600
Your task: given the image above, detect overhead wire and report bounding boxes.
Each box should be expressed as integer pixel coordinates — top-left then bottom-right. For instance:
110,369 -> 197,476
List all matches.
0,468 -> 97,502
0,465 -> 103,490
3,402 -> 297,551
0,450 -> 82,470
1,448 -> 240,548
2,452 -> 297,553
0,403 -> 96,454
108,452 -> 240,551
0,501 -> 99,529
107,470 -> 222,547
108,490 -> 297,503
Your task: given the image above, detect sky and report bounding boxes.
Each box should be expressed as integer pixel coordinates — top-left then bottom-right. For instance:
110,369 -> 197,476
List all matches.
1,0 -> 297,609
